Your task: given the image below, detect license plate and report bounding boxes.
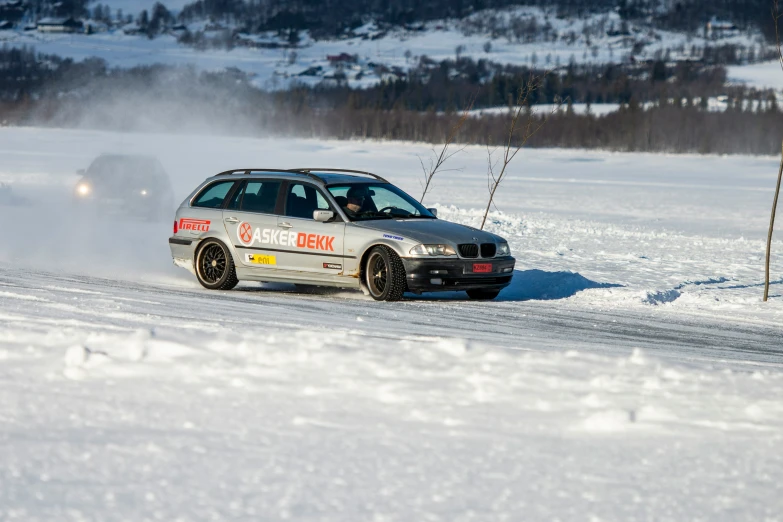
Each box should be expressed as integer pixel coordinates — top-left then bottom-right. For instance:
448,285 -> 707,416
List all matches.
472,263 -> 493,273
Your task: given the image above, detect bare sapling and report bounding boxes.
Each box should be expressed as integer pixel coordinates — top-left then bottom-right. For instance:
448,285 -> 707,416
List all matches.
419,96 -> 475,203
480,73 -> 560,230
764,0 -> 783,301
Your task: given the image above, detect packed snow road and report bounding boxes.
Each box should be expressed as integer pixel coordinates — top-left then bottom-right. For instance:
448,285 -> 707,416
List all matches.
3,267 -> 783,370
2,128 -> 783,519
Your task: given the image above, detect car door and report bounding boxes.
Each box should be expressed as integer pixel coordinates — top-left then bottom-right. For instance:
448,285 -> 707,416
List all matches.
275,182 -> 347,276
222,179 -> 283,270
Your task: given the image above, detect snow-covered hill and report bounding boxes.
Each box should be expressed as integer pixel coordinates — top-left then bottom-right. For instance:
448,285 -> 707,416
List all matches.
0,5 -> 771,91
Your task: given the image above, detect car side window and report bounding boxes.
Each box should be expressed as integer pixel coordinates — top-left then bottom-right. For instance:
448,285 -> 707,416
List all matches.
192,181 -> 235,209
228,180 -> 281,214
284,183 -> 331,219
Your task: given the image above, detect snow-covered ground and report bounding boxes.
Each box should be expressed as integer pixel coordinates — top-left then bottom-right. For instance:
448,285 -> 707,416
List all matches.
728,59 -> 783,91
1,127 -> 783,519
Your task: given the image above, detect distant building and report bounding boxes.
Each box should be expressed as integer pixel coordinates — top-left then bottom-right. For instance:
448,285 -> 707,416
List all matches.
122,22 -> 141,35
327,53 -> 357,65
706,17 -> 738,39
37,17 -> 83,33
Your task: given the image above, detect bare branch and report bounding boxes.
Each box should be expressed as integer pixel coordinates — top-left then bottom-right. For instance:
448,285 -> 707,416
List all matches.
480,71 -> 561,230
419,93 -> 477,203
765,0 -> 783,301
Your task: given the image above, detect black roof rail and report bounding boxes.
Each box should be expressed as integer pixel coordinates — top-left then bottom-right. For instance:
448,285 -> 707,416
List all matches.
291,168 -> 389,183
213,168 -> 325,183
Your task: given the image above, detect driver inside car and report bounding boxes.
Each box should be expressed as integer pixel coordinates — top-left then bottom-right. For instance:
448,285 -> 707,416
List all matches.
342,186 -> 371,216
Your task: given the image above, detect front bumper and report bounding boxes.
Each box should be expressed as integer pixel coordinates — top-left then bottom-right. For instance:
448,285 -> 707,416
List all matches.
401,256 -> 515,293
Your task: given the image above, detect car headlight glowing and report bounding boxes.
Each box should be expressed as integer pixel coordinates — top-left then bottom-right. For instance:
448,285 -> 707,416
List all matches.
76,183 -> 91,196
497,242 -> 510,256
409,244 -> 457,256
140,189 -> 148,196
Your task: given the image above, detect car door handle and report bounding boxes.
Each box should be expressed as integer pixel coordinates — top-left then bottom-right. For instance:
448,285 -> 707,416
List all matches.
224,217 -> 239,224
278,222 -> 293,228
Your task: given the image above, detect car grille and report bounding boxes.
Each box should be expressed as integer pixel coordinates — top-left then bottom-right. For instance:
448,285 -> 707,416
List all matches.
458,244 -> 479,258
480,243 -> 496,258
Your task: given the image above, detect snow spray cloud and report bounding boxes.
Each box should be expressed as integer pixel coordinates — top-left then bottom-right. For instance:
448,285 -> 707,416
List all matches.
0,63 -> 297,281
32,63 -> 278,138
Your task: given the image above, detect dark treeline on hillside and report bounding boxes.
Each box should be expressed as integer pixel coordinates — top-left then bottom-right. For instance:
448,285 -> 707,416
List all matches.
0,47 -> 781,155
28,0 -> 783,42
174,0 -> 780,40
2,46 -> 773,112
295,55 -> 752,112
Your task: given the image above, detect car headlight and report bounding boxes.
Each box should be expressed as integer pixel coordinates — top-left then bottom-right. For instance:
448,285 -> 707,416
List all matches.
140,189 -> 148,196
497,242 -> 510,256
76,183 -> 91,196
409,244 -> 457,256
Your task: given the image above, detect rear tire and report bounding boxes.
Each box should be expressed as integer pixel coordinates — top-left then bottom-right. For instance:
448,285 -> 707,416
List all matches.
466,289 -> 500,300
365,246 -> 406,302
195,239 -> 239,290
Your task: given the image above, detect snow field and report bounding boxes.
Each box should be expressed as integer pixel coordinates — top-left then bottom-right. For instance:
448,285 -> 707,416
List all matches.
1,127 -> 783,519
1,127 -> 783,321
1,280 -> 782,520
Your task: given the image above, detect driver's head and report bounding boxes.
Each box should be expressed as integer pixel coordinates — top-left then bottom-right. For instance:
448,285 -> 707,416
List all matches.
345,186 -> 369,212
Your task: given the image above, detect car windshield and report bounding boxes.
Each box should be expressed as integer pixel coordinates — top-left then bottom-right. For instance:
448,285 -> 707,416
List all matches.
327,183 -> 436,221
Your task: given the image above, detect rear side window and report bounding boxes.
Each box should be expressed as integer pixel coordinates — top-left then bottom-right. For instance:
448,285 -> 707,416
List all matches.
228,180 -> 281,214
285,183 -> 331,219
192,181 -> 235,209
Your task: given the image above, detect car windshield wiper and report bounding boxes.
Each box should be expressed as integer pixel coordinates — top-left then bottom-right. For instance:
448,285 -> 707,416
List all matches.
397,215 -> 436,219
355,213 -> 394,221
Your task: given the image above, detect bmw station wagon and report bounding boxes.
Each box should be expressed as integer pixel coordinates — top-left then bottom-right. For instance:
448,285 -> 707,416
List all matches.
168,168 -> 515,301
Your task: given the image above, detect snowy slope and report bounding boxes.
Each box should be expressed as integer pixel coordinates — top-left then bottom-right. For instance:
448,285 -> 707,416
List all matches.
0,5 -> 768,91
1,127 -> 783,519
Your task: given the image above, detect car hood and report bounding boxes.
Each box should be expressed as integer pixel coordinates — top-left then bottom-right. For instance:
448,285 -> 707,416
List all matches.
354,218 -> 504,244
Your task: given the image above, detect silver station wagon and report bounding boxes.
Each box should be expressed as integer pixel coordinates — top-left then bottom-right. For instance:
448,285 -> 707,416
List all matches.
169,169 -> 515,301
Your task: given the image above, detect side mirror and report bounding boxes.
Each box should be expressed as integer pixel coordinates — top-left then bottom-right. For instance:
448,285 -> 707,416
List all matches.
313,210 -> 334,222
427,208 -> 438,217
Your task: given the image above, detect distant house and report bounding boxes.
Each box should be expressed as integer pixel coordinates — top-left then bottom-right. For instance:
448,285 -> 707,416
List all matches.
37,17 -> 83,33
706,17 -> 738,39
708,17 -> 737,31
327,52 -> 357,65
122,22 -> 141,35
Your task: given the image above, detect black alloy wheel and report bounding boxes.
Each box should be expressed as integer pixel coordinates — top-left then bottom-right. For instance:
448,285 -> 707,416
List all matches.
365,246 -> 406,302
195,239 -> 239,290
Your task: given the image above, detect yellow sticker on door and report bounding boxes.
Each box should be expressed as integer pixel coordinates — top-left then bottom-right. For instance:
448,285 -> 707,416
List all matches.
245,253 -> 277,265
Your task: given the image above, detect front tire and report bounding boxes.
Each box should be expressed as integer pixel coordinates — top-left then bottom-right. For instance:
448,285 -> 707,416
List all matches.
365,246 -> 406,302
466,289 -> 500,300
195,239 -> 239,290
